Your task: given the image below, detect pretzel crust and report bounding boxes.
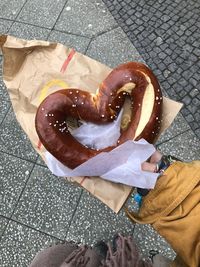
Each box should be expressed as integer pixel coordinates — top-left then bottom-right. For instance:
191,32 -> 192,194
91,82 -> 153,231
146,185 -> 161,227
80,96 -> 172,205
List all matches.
35,62 -> 162,169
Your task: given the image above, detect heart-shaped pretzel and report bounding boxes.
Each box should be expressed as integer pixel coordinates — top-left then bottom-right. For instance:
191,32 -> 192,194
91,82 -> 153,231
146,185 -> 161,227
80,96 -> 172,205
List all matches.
35,62 -> 162,169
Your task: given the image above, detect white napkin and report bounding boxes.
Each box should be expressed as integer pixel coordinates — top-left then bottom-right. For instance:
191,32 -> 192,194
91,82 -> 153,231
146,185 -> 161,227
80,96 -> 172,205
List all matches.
45,109 -> 159,189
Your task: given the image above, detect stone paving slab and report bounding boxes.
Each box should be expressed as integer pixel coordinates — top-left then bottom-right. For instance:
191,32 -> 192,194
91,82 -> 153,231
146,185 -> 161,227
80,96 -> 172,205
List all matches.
66,190 -> 135,245
0,81 -> 10,125
0,220 -> 58,267
36,155 -> 47,167
158,129 -> 200,161
17,0 -> 67,29
54,0 -> 118,37
86,26 -> 143,68
48,30 -> 91,53
12,165 -> 82,239
0,216 -> 8,236
8,22 -> 51,40
0,152 -> 33,217
156,112 -> 190,145
0,0 -> 26,20
0,18 -> 13,33
0,108 -> 38,162
133,224 -> 176,260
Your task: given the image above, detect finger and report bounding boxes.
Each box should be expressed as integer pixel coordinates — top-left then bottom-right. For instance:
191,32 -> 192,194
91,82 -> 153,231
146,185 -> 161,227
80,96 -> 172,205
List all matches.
141,161 -> 157,172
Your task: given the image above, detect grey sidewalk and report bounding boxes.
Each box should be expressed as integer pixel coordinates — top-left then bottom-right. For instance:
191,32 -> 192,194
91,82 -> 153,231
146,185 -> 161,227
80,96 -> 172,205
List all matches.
0,0 -> 199,266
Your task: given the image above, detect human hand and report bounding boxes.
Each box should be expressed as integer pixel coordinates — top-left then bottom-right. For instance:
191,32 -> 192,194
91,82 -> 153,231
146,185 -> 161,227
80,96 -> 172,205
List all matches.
141,150 -> 163,173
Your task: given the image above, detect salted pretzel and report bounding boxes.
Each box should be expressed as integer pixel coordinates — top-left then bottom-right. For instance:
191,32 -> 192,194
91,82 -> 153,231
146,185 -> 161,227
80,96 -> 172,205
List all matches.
35,62 -> 163,169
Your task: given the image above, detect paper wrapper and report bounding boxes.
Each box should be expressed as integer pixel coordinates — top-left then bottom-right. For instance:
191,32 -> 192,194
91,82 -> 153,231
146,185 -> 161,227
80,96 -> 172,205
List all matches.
0,35 -> 183,213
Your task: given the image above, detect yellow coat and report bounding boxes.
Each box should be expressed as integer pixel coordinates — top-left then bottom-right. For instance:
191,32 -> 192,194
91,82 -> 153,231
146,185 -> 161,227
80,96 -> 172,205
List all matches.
126,161 -> 200,267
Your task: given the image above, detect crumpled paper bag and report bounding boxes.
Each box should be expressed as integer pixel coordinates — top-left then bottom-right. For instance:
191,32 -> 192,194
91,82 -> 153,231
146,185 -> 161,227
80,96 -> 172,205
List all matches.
0,35 -> 183,213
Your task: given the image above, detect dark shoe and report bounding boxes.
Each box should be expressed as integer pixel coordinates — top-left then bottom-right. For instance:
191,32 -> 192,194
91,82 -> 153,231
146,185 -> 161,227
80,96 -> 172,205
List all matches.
93,240 -> 108,260
149,249 -> 159,262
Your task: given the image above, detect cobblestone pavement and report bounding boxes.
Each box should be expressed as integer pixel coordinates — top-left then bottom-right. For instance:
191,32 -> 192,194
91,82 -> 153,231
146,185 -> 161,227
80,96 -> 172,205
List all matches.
102,0 -> 200,139
0,0 -> 200,266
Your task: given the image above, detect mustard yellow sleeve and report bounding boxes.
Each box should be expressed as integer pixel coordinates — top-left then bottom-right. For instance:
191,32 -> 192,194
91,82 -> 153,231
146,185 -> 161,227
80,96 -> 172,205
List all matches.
126,161 -> 200,267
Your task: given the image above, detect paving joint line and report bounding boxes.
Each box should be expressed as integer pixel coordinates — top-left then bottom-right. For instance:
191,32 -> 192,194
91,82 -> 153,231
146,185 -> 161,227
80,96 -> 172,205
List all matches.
51,0 -> 70,31
0,160 -> 37,242
2,14 -> 120,40
156,128 -> 192,147
64,189 -> 84,239
85,36 -> 95,54
92,24 -> 119,39
35,161 -> 48,169
9,162 -> 37,220
48,28 -> 92,39
0,18 -> 16,33
14,0 -> 31,21
0,17 -> 14,22
0,214 -> 65,242
1,18 -> 93,40
0,148 -> 37,164
0,105 -> 11,128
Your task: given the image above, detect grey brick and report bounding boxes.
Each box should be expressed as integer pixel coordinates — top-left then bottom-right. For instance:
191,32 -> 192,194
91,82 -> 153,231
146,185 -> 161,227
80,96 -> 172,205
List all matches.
192,98 -> 200,106
193,48 -> 200,57
158,51 -> 167,59
185,114 -> 194,123
125,18 -> 133,25
194,112 -> 200,121
191,122 -> 199,131
189,88 -> 199,97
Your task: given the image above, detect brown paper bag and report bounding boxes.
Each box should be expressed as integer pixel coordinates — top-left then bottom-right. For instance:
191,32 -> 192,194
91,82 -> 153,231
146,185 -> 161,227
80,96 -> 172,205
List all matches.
0,35 -> 183,213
